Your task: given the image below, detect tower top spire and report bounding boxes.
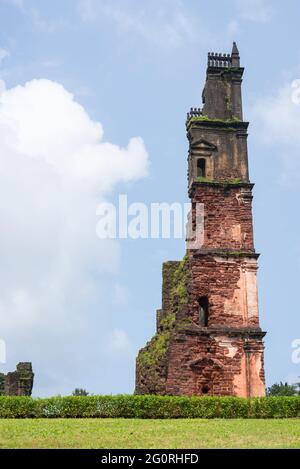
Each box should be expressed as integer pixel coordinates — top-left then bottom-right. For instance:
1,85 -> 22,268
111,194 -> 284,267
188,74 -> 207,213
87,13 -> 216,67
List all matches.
232,41 -> 239,56
231,41 -> 240,67
203,42 -> 244,121
207,42 -> 241,69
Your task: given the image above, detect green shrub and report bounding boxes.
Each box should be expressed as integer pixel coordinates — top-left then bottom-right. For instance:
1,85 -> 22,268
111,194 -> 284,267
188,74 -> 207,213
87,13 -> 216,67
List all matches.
0,395 -> 300,419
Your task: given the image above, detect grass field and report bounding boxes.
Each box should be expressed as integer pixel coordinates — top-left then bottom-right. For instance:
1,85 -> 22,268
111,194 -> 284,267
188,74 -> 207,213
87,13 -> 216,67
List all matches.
0,419 -> 300,449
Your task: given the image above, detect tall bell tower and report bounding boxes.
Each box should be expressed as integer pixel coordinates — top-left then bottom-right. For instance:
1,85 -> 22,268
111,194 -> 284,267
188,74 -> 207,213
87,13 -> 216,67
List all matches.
136,43 -> 266,397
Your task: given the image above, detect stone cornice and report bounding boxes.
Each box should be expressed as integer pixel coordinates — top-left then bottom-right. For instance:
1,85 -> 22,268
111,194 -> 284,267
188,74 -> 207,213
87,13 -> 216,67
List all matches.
189,181 -> 254,198
176,326 -> 266,339
190,249 -> 260,259
186,118 -> 249,132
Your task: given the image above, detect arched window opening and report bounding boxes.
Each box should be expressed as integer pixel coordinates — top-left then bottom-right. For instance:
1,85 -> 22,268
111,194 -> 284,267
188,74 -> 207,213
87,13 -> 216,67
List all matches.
199,296 -> 209,327
202,385 -> 210,394
197,158 -> 206,178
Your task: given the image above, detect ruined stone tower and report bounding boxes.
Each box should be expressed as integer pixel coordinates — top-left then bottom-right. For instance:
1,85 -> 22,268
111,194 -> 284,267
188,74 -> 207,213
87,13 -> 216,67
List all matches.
135,43 -> 266,397
0,363 -> 34,396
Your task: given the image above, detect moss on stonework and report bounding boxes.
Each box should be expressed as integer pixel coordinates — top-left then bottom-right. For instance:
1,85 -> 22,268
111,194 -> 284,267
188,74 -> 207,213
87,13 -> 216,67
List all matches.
186,115 -> 241,127
221,67 -> 241,74
227,251 -> 253,257
136,255 -> 189,392
160,312 -> 176,329
230,178 -> 242,184
194,177 -> 214,183
175,317 -> 194,330
171,254 -> 189,307
225,96 -> 233,114
194,177 -> 242,185
136,312 -> 176,370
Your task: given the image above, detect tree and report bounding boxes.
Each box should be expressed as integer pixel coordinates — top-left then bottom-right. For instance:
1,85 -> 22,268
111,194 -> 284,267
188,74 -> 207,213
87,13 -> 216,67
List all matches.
266,382 -> 298,396
292,379 -> 300,395
72,388 -> 89,396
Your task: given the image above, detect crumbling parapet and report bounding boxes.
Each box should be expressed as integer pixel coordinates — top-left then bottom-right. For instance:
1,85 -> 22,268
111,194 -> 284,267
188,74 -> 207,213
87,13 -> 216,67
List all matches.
135,257 -> 189,395
0,363 -> 34,396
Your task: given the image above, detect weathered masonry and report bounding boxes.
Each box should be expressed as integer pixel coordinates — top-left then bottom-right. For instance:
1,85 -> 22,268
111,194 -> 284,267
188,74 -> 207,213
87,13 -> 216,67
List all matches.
135,43 -> 266,397
0,362 -> 34,396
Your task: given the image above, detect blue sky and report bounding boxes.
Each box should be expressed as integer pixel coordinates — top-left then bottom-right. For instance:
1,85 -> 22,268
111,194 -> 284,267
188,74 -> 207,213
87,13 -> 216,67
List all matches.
0,0 -> 300,396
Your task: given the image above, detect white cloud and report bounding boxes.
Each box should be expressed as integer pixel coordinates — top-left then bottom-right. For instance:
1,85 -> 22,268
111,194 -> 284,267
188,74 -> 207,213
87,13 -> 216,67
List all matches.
251,80 -> 300,181
0,48 -> 9,65
0,1 -> 68,32
227,20 -> 239,36
0,77 -> 148,395
29,8 -> 69,33
77,0 -> 94,21
41,60 -> 60,69
77,0 -> 198,49
235,0 -> 273,23
0,0 -> 24,9
113,283 -> 129,307
109,329 -> 132,354
0,0 -> 22,6
252,82 -> 300,146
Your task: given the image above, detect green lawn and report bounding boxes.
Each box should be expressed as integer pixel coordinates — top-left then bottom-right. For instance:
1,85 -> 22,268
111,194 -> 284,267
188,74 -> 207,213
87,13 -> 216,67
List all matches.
0,419 -> 300,449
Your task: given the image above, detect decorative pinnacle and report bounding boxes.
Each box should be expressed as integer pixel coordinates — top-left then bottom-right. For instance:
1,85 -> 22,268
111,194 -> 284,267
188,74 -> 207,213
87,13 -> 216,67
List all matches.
232,41 -> 239,56
231,42 -> 240,67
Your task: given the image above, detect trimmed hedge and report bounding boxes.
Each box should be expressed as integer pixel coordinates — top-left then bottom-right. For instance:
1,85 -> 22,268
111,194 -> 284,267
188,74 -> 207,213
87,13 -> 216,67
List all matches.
0,395 -> 300,419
